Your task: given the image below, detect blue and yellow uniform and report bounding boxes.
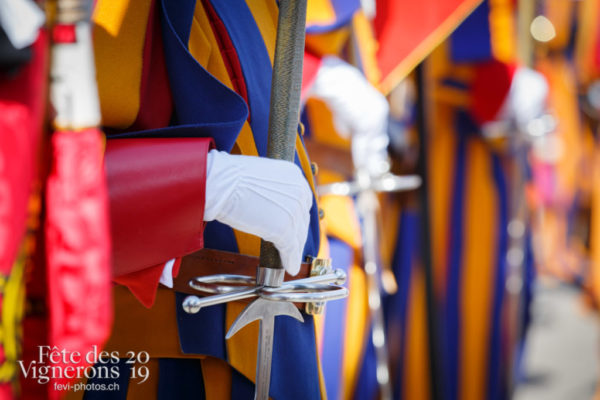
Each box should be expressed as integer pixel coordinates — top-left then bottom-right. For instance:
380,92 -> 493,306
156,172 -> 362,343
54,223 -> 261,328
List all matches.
68,1 -> 325,399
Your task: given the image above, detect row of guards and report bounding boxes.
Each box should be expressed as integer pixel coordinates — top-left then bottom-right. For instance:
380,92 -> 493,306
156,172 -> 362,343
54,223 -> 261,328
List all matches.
1,0 -> 600,399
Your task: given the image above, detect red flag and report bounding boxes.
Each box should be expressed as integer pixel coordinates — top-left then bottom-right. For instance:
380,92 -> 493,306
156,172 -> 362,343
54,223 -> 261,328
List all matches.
374,0 -> 484,93
44,18 -> 112,398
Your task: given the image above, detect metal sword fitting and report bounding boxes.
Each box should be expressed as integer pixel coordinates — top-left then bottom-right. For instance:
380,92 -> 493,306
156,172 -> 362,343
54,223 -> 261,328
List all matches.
257,267 -> 284,287
181,268 -> 348,314
306,257 -> 332,315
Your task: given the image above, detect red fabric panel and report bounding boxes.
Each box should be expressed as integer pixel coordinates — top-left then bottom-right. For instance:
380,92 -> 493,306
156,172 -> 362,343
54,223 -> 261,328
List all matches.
105,138 -> 212,278
114,252 -> 181,308
45,128 -> 112,397
130,0 -> 173,131
202,0 -> 250,108
469,60 -> 516,124
113,263 -> 165,308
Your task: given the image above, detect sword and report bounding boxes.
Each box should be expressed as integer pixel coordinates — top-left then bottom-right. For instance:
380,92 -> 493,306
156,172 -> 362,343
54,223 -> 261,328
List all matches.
220,2 -> 308,399
319,169 -> 421,400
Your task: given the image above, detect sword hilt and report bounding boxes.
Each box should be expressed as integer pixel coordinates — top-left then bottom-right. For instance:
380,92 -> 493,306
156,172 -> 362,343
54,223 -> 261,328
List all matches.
182,267 -> 347,314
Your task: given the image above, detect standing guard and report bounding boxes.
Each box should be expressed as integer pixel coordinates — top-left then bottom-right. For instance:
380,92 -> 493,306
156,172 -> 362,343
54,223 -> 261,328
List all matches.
46,0 -> 333,398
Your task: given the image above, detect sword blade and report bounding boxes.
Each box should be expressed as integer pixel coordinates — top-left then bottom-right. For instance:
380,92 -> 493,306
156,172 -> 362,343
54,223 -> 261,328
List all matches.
226,298 -> 303,400
358,189 -> 393,400
256,316 -> 275,400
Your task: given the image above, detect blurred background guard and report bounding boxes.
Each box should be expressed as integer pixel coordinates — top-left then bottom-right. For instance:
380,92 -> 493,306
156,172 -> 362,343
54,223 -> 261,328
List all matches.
51,0 -> 325,399
0,0 -> 46,398
432,4 -> 529,399
381,0 -> 546,398
366,1 -> 526,400
301,2 -> 390,399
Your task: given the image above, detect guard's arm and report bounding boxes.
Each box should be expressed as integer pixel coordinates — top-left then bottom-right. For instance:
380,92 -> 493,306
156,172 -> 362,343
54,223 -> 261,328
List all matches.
106,141 -> 313,308
306,56 -> 391,176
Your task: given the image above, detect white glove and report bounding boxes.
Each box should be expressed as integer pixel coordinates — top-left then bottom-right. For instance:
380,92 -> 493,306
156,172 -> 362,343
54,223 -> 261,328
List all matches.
499,67 -> 549,131
160,150 -> 313,287
205,150 -> 312,275
309,56 -> 390,176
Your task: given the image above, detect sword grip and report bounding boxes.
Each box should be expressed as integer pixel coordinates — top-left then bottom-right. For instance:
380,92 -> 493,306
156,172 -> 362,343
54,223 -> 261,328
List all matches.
265,0 -> 307,162
258,242 -> 285,286
260,0 -> 308,275
260,240 -> 283,270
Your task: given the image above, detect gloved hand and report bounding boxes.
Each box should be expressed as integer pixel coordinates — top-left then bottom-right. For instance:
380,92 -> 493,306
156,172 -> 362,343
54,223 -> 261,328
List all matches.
501,67 -> 549,132
160,150 -> 313,287
480,66 -> 549,138
309,56 -> 390,177
205,150 -> 313,275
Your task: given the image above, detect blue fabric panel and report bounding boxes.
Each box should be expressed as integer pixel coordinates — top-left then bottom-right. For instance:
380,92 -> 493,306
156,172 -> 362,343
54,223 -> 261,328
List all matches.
300,109 -> 313,139
107,124 -> 230,141
522,232 -> 535,336
159,0 -> 248,152
270,315 -> 321,400
231,367 -> 255,399
384,210 -> 420,400
440,78 -> 470,91
450,0 -> 493,63
83,359 -> 132,400
511,230 -> 535,392
176,294 -> 228,359
321,237 -> 353,400
296,148 -> 320,259
444,120 -> 468,400
203,220 -> 240,253
355,335 -> 378,400
157,358 -> 206,400
486,154 -> 508,400
210,0 -> 272,157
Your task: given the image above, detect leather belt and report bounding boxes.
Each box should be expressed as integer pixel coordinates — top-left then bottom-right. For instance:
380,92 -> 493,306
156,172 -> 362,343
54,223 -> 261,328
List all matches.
172,248 -> 313,296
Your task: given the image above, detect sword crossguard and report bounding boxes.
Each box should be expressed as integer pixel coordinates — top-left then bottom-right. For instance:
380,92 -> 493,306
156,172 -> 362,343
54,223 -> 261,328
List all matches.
182,266 -> 347,315
317,172 -> 421,197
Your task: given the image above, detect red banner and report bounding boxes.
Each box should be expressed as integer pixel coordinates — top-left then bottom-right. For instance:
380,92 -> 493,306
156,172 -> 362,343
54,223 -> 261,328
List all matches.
45,128 -> 112,399
374,0 -> 484,93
